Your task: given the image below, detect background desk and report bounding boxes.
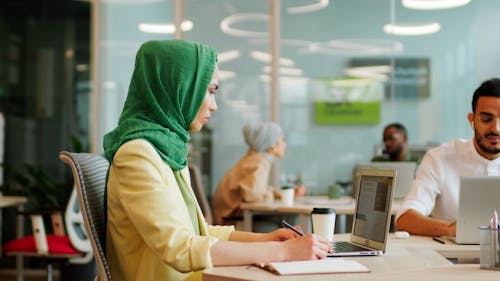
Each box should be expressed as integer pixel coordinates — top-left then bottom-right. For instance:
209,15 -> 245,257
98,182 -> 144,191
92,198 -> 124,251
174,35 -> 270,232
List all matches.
203,234 -> 487,281
0,195 -> 27,241
0,196 -> 28,281
240,196 -> 402,233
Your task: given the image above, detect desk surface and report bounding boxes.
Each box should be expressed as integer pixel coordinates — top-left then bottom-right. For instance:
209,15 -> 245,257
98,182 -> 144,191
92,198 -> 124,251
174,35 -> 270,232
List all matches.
203,234 -> 486,281
203,264 -> 497,281
0,196 -> 27,208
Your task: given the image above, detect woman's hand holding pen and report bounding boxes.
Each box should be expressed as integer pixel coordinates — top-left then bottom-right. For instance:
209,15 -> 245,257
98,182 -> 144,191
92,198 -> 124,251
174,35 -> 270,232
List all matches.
282,234 -> 332,260
272,221 -> 332,260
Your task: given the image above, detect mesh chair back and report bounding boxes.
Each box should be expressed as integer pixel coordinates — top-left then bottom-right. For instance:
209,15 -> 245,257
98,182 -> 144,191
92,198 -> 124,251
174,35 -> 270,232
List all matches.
188,163 -> 213,225
59,151 -> 112,281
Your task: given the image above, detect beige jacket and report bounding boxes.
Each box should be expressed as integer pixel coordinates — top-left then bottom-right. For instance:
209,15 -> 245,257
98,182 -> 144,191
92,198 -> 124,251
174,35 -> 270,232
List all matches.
212,150 -> 278,225
106,139 -> 234,281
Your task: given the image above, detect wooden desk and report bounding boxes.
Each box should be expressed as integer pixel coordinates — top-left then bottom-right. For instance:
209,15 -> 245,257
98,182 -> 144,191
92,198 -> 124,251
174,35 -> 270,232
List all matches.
383,233 -> 479,260
0,196 -> 27,238
0,196 -> 28,208
240,196 -> 402,233
203,234 -> 487,281
0,196 -> 28,281
203,264 -> 497,281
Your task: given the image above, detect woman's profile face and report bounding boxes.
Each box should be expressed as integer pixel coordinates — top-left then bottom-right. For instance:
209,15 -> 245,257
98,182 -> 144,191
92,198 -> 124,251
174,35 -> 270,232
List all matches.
190,67 -> 219,132
269,134 -> 287,158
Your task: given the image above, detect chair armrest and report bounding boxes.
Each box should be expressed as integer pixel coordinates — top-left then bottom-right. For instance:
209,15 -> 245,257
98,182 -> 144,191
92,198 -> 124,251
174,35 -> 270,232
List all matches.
30,214 -> 49,254
51,211 -> 65,236
18,210 -> 65,236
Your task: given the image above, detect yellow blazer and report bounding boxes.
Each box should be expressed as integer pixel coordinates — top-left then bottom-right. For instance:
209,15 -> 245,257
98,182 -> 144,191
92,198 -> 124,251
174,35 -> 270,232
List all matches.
106,139 -> 234,281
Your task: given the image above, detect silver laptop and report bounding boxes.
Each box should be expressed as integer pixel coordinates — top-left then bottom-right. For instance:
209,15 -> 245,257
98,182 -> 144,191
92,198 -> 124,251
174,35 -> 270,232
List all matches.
354,161 -> 416,199
449,176 -> 500,245
328,168 -> 396,256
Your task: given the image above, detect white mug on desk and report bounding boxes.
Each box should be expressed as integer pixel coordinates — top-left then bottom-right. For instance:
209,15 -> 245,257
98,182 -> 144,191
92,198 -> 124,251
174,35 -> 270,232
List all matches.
280,186 -> 294,206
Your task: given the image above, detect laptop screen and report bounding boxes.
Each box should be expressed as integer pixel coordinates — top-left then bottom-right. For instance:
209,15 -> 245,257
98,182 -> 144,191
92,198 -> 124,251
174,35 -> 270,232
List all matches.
454,176 -> 500,244
369,162 -> 417,199
352,172 -> 395,244
354,162 -> 416,199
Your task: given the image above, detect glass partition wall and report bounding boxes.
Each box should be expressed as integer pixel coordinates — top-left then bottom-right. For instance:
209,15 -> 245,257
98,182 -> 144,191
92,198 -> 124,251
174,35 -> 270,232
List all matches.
0,0 -> 91,275
0,0 -> 90,181
92,0 -> 500,198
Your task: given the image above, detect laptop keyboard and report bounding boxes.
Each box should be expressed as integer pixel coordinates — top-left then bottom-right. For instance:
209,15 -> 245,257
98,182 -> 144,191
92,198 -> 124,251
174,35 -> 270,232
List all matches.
331,241 -> 371,253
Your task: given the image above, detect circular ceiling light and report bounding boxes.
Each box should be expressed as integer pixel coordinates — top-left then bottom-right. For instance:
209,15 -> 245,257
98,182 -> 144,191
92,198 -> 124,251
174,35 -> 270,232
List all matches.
328,39 -> 404,54
220,13 -> 268,37
217,50 -> 241,64
138,21 -> 193,34
287,0 -> 329,14
250,51 -> 295,66
402,0 -> 470,10
384,23 -> 441,36
262,66 -> 304,76
344,65 -> 393,81
218,70 -> 236,81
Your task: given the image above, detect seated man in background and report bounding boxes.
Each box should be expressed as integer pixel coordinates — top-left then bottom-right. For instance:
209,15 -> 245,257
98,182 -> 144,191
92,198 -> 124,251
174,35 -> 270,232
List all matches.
396,78 -> 500,237
372,123 -> 421,162
212,121 -> 306,225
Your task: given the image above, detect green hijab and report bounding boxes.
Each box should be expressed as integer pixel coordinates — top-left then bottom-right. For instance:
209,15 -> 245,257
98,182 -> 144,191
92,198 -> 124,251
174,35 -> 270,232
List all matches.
103,40 -> 217,169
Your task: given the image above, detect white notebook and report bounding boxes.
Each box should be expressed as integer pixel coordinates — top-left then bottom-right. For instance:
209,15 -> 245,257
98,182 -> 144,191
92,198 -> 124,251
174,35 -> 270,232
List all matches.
258,258 -> 370,275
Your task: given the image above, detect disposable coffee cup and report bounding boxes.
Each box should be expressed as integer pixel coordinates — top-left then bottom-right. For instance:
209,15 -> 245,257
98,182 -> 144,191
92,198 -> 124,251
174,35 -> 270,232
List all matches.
311,207 -> 336,241
479,226 -> 500,270
280,186 -> 294,206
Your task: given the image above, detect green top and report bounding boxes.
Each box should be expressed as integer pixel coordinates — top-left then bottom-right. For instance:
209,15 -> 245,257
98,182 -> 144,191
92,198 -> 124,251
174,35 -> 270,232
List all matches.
103,39 -> 217,171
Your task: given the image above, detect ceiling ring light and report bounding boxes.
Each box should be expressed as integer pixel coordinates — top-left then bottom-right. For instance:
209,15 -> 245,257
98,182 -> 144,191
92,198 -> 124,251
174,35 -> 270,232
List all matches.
220,13 -> 268,38
384,23 -> 441,36
402,0 -> 470,10
249,38 -> 403,56
328,39 -> 404,53
138,21 -> 193,34
250,51 -> 295,66
217,50 -> 241,64
287,0 -> 329,14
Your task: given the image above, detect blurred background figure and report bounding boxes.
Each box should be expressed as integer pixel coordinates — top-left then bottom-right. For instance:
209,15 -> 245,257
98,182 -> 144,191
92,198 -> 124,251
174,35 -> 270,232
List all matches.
212,121 -> 306,225
373,123 -> 420,162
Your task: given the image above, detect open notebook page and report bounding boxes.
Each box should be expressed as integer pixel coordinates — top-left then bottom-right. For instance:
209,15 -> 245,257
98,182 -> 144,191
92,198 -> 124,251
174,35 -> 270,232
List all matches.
258,258 -> 370,275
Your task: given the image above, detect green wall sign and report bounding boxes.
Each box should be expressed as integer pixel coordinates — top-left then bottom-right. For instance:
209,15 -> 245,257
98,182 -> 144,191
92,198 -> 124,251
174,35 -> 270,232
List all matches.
314,101 -> 380,125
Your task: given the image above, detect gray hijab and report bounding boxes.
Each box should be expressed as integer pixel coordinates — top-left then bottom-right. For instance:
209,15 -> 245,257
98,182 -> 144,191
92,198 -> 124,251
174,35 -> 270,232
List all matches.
243,121 -> 283,152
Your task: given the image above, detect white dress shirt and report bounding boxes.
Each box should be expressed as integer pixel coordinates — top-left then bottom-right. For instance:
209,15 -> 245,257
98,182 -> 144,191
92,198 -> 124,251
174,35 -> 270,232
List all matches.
396,139 -> 500,221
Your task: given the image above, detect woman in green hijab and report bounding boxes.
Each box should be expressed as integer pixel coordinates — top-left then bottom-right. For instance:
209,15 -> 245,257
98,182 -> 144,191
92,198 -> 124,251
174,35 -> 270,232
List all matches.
104,40 -> 331,281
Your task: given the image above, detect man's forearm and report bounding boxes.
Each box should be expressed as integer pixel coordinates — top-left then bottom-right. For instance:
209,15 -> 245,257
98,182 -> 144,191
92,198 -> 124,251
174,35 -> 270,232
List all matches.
396,209 -> 456,237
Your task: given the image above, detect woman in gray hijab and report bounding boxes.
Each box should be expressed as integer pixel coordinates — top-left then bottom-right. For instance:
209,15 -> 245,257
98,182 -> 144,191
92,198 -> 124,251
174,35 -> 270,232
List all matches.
212,121 -> 306,225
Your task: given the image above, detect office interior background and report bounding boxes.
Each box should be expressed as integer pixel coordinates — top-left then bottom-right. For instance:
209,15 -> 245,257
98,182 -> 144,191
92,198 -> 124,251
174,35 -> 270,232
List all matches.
0,0 -> 499,249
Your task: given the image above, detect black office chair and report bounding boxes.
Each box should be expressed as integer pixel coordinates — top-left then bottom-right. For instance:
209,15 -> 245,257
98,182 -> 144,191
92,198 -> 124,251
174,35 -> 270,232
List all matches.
59,151 -> 112,281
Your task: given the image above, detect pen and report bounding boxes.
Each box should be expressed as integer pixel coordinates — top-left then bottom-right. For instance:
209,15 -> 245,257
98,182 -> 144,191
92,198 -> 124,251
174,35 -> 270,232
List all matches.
281,220 -> 304,236
493,210 -> 499,264
432,237 -> 446,244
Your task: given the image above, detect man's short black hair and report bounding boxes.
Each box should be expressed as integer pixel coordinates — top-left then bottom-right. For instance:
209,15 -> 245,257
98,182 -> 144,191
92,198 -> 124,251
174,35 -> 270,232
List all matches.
472,78 -> 500,113
384,123 -> 408,137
